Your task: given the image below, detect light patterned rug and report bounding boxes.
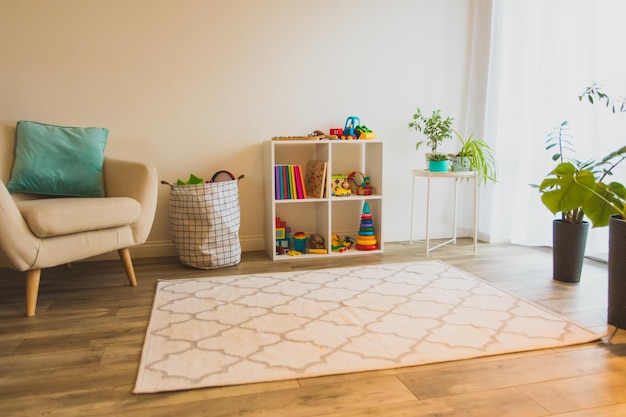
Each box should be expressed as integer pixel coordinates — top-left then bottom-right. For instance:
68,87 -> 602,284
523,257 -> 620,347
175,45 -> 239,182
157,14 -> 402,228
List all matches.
134,261 -> 602,394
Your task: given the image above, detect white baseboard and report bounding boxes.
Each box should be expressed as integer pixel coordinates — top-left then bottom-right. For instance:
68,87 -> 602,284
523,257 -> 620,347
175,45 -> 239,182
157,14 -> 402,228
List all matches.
74,227 -> 493,263
2,230 -> 493,267
84,235 -> 267,262
385,225 -> 491,244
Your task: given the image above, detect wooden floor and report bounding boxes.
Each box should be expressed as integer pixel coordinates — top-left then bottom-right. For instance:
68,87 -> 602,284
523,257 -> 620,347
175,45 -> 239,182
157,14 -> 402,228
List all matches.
1,240 -> 625,417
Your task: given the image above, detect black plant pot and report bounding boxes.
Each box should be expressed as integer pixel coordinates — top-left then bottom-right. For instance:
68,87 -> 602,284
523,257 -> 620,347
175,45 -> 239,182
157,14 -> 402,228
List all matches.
608,215 -> 626,329
552,220 -> 589,283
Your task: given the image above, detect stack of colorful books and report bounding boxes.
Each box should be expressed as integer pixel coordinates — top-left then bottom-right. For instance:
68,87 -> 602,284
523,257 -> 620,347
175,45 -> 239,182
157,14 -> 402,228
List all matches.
274,165 -> 307,200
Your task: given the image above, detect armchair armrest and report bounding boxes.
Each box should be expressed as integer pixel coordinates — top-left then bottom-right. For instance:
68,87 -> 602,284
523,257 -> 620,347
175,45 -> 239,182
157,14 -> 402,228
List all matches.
103,157 -> 158,245
0,181 -> 40,270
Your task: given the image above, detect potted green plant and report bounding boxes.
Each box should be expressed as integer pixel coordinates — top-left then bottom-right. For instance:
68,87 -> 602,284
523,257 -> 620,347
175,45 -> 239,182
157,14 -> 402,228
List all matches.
408,108 -> 454,171
427,152 -> 450,172
537,84 -> 626,315
538,87 -> 626,228
536,120 -> 592,283
540,140 -> 626,325
451,130 -> 497,185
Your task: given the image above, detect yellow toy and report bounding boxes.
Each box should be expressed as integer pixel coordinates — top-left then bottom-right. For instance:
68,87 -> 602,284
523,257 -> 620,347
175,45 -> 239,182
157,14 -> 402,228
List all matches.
331,175 -> 352,197
331,234 -> 353,252
356,125 -> 377,139
334,187 -> 351,197
331,234 -> 346,252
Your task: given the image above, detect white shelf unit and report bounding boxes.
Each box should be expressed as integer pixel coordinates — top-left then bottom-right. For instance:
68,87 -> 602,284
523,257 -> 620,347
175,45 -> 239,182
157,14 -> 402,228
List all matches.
264,139 -> 384,261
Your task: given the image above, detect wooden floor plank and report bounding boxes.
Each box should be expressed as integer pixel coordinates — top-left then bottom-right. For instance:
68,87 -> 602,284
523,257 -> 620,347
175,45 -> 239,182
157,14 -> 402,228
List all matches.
397,344 -> 626,399
517,371 -> 626,414
549,403 -> 626,417
416,387 -> 549,417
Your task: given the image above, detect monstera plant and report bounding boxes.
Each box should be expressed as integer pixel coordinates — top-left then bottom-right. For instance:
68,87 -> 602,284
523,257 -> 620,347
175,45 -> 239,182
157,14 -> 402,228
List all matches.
539,84 -> 626,229
538,83 -> 626,330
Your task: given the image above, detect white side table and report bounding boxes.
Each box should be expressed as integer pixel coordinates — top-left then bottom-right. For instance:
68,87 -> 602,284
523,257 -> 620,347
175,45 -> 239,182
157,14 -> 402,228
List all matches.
409,169 -> 478,256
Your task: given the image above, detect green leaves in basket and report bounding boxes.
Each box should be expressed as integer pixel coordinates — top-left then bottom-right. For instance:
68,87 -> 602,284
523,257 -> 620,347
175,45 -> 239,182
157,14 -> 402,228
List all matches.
177,173 -> 204,185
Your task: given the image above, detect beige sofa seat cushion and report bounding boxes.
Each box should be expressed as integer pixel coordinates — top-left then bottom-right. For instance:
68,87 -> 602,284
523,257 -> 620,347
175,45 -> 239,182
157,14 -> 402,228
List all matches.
16,197 -> 141,238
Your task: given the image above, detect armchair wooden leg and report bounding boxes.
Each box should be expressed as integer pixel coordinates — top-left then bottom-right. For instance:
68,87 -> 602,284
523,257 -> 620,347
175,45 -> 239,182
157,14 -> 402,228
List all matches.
26,269 -> 41,317
118,248 -> 138,287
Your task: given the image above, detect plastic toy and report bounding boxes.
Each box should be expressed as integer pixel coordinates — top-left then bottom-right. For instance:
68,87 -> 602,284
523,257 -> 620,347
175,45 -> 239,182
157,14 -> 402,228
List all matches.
331,175 -> 347,195
331,174 -> 352,197
293,231 -> 307,252
341,116 -> 360,140
356,202 -> 377,250
275,217 -> 291,254
331,234 -> 347,252
355,125 -> 377,140
331,234 -> 353,252
330,128 -> 343,136
348,171 -> 373,195
336,116 -> 377,140
335,187 -> 351,197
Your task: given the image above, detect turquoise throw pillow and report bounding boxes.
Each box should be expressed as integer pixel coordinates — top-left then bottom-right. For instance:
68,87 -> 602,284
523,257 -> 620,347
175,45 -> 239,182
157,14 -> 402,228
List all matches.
7,121 -> 108,197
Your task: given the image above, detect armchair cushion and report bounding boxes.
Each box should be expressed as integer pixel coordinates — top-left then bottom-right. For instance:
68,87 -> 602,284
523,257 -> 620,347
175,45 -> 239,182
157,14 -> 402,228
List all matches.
16,197 -> 141,238
6,121 -> 108,197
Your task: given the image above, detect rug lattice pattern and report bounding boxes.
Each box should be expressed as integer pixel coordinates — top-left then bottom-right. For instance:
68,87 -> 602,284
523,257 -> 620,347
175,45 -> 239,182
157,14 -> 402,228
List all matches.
134,261 -> 601,393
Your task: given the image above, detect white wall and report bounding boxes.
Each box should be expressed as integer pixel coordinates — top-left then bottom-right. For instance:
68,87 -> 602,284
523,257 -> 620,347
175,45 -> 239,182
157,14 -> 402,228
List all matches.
0,0 -> 489,257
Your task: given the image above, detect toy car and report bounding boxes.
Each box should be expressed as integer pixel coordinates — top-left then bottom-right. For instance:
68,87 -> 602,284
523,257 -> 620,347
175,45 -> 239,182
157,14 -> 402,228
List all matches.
334,187 -> 352,197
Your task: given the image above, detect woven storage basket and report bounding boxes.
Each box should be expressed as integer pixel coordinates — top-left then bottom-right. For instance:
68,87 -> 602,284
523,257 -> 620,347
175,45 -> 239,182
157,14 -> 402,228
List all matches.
166,179 -> 241,269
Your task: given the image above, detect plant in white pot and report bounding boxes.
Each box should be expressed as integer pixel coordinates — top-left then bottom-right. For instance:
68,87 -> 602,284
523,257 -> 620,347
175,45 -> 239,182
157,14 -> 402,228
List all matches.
408,108 -> 454,171
451,130 -> 498,185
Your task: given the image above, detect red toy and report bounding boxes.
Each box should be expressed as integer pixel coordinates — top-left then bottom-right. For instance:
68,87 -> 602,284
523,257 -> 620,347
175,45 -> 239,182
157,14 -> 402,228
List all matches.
348,171 -> 373,195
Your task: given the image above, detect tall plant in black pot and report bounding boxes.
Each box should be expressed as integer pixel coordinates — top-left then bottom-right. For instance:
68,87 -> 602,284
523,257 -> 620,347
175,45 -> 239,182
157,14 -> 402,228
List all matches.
538,83 -> 626,328
578,84 -> 626,330
537,121 -> 591,282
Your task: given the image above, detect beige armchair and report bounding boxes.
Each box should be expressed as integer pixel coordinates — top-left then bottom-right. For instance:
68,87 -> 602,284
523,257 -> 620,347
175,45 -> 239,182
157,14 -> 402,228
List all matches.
0,122 -> 158,316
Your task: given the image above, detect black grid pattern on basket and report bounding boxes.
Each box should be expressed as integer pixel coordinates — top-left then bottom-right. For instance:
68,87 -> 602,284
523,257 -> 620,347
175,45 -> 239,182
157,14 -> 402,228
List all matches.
168,180 -> 241,269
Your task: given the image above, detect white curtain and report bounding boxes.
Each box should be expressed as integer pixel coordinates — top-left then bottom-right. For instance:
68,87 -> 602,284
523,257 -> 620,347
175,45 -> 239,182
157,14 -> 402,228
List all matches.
484,0 -> 626,260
